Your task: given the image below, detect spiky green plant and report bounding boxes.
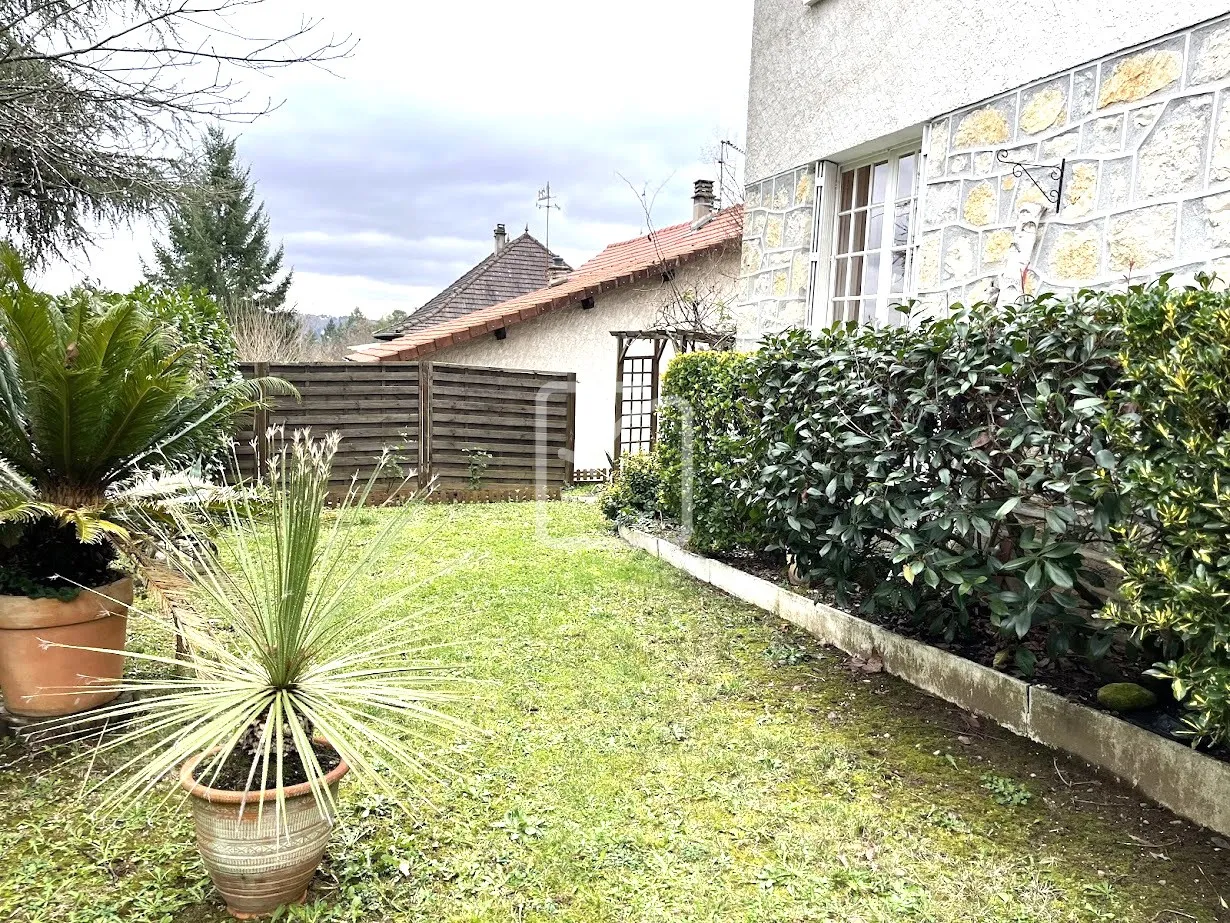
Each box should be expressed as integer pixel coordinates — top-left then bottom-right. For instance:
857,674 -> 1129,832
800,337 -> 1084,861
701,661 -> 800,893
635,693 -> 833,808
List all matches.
0,245 -> 292,591
42,431 -> 465,825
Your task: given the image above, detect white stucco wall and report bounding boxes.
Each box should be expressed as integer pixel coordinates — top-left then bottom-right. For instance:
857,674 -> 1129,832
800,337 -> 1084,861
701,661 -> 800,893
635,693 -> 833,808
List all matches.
428,248 -> 740,470
747,0 -> 1228,181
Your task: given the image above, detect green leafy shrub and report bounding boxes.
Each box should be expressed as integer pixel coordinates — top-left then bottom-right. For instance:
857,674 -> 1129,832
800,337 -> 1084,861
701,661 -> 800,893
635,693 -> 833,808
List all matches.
657,351 -> 767,552
1103,276 -> 1230,746
734,294 -> 1124,667
0,248 -> 290,595
59,284 -> 239,386
598,453 -> 665,524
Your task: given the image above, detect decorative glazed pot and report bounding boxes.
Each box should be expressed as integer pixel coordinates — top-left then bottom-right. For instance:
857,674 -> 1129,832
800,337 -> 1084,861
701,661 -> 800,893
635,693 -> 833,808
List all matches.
180,747 -> 349,919
0,577 -> 131,717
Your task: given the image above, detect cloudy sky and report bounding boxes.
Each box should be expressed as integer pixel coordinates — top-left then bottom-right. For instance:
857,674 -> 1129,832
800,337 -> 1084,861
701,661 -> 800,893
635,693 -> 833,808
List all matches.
41,0 -> 753,318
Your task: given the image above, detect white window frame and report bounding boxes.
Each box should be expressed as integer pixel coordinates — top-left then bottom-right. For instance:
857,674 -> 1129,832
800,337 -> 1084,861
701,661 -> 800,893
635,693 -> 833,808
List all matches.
807,144 -> 921,329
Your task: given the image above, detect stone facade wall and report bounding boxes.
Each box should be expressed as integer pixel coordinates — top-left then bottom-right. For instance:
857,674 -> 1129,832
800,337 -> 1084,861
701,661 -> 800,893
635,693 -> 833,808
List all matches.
747,0 -> 1221,183
918,14 -> 1230,308
734,164 -> 816,349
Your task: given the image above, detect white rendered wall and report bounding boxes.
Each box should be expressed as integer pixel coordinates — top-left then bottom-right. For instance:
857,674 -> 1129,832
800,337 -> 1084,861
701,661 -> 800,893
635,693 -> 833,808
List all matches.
430,249 -> 739,470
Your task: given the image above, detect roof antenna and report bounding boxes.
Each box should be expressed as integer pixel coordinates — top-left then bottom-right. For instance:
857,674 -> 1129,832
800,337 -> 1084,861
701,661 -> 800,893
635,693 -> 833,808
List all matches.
717,139 -> 745,210
536,182 -> 561,256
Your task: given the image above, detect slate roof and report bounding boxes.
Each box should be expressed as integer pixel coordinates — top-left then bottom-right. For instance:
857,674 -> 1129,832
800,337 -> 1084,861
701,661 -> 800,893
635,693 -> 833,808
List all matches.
374,232 -> 569,340
350,206 -> 743,363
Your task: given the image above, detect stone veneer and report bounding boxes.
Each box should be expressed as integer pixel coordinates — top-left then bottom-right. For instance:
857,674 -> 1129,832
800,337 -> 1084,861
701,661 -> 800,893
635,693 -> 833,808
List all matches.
734,164 -> 816,348
735,13 -> 1230,346
918,14 -> 1230,309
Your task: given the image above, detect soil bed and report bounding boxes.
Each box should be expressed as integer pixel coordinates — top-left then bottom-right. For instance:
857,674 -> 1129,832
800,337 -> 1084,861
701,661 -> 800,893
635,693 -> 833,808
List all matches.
0,520 -> 124,600
197,741 -> 342,791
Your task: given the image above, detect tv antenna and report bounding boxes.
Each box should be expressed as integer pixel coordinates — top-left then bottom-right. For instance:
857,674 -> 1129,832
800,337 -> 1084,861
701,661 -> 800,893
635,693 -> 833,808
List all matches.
717,139 -> 745,209
536,182 -> 561,254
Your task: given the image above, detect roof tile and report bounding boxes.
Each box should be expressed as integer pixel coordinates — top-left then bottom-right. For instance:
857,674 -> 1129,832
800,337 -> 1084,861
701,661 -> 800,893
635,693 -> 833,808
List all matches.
374,233 -> 569,340
352,207 -> 742,363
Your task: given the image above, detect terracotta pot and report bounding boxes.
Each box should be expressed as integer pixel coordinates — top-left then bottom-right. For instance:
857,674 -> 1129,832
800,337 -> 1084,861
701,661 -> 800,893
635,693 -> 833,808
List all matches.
180,746 -> 349,919
0,577 -> 131,717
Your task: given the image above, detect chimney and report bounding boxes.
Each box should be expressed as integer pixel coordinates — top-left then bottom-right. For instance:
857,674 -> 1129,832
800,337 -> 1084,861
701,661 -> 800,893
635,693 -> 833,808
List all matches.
547,255 -> 570,285
692,179 -> 716,226
493,223 -> 507,254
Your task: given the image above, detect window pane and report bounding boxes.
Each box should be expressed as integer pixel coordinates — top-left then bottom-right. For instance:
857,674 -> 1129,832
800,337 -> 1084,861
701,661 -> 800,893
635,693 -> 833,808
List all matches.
868,206 -> 884,250
848,255 -> 864,298
897,154 -> 917,199
852,210 -> 868,253
893,202 -> 912,247
840,170 -> 854,211
833,257 -> 848,299
837,213 -> 851,255
872,161 -> 890,204
891,250 -> 907,293
863,251 -> 881,297
854,166 -> 870,207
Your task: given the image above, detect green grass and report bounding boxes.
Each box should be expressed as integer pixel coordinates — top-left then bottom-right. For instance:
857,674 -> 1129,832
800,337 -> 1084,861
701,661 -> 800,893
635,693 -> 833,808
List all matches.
2,502 -> 1227,922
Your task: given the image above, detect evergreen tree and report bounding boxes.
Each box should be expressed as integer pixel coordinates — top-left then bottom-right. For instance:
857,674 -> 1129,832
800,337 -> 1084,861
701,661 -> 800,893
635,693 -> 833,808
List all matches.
149,128 -> 293,315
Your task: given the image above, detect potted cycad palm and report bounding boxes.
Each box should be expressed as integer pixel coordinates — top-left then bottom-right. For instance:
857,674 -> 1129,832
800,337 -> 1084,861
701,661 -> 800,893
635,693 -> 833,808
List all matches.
0,248 -> 286,717
45,432 -> 464,918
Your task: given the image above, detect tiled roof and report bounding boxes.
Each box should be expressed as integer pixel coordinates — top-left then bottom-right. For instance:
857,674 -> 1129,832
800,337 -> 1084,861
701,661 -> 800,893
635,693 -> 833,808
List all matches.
351,206 -> 743,363
374,232 -> 569,340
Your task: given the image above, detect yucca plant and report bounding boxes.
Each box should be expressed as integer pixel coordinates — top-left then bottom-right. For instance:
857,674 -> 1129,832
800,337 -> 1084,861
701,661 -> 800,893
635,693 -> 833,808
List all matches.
40,431 -> 464,914
47,431 -> 463,809
0,245 -> 290,594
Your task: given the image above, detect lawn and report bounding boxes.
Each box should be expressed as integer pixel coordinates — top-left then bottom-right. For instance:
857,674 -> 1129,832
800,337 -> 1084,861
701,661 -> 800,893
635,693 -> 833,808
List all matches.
1,501 -> 1227,922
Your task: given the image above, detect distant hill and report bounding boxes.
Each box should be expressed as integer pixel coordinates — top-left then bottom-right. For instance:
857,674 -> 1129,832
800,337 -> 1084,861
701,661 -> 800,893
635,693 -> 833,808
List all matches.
297,313 -> 336,336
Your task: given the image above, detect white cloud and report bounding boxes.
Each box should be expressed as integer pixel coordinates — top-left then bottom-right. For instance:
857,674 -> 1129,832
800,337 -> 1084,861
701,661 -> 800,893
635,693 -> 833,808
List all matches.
28,0 -> 754,318
287,271 -> 438,318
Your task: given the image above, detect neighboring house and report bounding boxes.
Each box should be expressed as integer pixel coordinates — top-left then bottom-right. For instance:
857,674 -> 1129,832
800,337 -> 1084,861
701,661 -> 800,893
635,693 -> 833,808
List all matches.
373,225 -> 569,340
735,1 -> 1230,348
350,184 -> 742,471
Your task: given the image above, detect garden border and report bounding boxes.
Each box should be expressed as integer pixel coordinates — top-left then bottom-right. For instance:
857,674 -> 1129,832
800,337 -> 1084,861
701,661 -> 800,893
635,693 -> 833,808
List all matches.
619,526 -> 1230,839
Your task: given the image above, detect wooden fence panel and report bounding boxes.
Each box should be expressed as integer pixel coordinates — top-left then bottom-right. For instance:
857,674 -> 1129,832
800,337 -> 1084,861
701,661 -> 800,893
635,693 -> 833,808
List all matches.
427,364 -> 573,491
236,360 -> 576,497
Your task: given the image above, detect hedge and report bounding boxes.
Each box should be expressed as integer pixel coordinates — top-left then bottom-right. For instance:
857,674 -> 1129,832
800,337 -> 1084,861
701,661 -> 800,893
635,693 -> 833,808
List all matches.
1104,277 -> 1230,746
641,281 -> 1230,743
750,294 -> 1129,669
657,351 -> 765,553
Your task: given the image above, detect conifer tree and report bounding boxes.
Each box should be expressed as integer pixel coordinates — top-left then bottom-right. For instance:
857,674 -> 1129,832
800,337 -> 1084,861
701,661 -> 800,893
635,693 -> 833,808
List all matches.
149,128 -> 293,315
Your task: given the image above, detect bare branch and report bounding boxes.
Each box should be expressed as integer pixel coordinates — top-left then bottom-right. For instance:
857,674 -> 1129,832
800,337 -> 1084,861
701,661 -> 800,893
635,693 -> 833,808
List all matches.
0,0 -> 356,261
617,170 -> 738,352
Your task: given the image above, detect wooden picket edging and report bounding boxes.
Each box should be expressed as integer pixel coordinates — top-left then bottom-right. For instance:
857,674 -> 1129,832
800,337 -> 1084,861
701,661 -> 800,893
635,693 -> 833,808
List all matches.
237,361 -> 576,497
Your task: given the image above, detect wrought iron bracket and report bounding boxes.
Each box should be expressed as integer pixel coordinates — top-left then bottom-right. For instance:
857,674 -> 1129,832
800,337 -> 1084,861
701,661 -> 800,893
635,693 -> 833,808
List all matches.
995,150 -> 1066,209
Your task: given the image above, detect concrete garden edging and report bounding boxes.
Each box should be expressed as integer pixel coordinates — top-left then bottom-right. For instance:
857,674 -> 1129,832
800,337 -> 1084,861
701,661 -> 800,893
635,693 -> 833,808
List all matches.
618,526 -> 1230,838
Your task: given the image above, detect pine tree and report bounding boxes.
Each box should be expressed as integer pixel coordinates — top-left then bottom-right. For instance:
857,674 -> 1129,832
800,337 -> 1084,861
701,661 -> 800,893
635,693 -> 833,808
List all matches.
149,128 -> 293,315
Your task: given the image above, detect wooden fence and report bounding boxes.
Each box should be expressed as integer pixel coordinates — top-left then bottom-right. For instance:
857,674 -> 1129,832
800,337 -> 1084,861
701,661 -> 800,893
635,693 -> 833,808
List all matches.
236,361 -> 576,498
